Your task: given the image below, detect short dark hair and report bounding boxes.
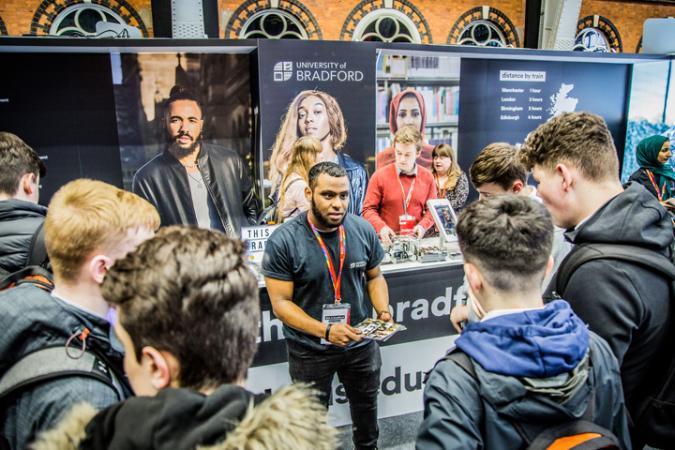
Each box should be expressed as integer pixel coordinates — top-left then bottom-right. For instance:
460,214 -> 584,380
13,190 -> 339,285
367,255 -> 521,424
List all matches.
457,195 -> 553,292
101,226 -> 259,390
469,143 -> 527,190
0,132 -> 46,196
519,112 -> 619,181
308,161 -> 347,190
164,85 -> 203,117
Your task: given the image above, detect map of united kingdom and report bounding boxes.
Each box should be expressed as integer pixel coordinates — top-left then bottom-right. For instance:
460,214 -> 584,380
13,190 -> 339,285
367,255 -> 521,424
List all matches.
549,83 -> 579,117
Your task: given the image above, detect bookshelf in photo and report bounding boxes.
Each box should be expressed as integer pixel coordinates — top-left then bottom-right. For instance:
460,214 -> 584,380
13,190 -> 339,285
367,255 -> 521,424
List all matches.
374,53 -> 461,172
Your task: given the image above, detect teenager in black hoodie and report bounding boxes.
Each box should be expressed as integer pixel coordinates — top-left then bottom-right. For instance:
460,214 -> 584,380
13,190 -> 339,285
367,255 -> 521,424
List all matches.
520,112 -> 674,447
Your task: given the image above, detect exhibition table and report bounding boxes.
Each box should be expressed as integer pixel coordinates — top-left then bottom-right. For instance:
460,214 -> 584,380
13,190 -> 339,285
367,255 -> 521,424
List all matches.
247,248 -> 466,425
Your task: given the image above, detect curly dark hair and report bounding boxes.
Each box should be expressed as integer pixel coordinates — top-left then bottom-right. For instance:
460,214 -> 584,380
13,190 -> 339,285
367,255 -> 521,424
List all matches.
519,112 -> 619,181
102,226 -> 260,390
457,195 -> 553,292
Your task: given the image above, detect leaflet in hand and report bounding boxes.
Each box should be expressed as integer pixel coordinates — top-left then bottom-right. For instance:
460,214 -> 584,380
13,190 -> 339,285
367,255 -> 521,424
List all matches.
354,318 -> 406,342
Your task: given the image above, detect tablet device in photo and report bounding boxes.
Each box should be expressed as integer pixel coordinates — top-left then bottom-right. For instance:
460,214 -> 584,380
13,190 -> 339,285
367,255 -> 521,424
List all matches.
427,198 -> 458,242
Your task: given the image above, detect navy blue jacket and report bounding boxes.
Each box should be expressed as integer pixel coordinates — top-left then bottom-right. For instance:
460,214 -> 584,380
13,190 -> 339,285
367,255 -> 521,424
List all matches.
338,152 -> 368,216
417,301 -> 630,449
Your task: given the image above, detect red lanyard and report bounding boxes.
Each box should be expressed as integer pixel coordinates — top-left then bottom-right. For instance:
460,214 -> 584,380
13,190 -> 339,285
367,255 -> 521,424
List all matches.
397,174 -> 416,216
646,170 -> 666,202
308,217 -> 346,304
434,174 -> 446,197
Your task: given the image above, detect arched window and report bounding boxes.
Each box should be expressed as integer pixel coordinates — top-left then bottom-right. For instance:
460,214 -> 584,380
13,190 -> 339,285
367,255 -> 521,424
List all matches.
340,0 -> 432,44
224,0 -> 321,39
0,16 -> 7,35
448,6 -> 520,47
31,0 -> 148,37
574,15 -> 622,53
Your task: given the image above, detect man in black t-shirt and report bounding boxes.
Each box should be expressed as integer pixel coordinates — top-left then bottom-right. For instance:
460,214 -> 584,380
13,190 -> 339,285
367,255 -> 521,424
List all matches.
262,162 -> 391,450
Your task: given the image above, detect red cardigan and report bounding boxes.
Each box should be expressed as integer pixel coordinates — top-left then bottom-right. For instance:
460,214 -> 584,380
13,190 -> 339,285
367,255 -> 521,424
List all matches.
362,164 -> 437,233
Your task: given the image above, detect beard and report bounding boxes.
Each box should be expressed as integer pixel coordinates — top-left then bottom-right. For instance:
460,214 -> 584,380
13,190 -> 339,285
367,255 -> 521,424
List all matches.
168,132 -> 201,158
311,201 -> 346,229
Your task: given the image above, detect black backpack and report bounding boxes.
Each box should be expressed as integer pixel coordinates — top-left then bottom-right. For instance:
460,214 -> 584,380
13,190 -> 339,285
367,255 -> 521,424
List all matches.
438,349 -> 621,450
0,222 -> 53,292
551,243 -> 675,448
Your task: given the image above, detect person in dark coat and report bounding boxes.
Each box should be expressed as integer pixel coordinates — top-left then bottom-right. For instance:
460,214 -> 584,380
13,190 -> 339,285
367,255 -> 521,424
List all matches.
132,86 -> 258,236
520,112 -> 674,447
416,196 -> 630,450
0,132 -> 47,274
0,180 -> 159,450
628,135 -> 674,203
33,227 -> 335,450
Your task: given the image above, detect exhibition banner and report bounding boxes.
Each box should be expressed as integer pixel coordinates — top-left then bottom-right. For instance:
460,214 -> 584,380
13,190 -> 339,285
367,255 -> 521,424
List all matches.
0,53 -> 123,204
620,61 -> 675,182
257,40 -> 376,194
110,52 -> 253,191
458,59 -> 630,183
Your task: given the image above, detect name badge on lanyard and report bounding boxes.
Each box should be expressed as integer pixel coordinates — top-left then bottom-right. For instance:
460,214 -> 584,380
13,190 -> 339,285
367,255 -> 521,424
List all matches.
321,303 -> 351,345
398,175 -> 417,235
308,217 -> 349,344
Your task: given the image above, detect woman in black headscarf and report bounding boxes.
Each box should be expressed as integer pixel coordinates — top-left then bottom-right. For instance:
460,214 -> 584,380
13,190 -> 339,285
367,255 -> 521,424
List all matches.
628,135 -> 674,203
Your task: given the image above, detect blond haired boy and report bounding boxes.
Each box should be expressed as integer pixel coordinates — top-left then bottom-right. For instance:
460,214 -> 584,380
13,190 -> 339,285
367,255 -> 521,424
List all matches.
0,179 -> 158,449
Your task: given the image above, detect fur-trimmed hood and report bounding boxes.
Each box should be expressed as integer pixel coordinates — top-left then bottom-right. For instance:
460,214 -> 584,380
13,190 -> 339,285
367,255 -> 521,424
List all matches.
32,384 -> 337,450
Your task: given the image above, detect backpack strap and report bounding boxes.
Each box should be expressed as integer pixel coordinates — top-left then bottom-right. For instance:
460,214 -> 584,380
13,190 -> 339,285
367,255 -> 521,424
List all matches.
0,347 -> 126,402
26,221 -> 48,268
555,243 -> 675,297
424,346 -> 477,384
0,265 -> 53,292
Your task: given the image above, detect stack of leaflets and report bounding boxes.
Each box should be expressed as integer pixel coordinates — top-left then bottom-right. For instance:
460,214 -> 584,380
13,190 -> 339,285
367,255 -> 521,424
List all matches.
354,318 -> 407,342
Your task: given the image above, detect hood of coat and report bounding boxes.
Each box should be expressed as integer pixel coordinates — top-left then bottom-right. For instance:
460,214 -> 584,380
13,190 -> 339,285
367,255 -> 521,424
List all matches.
456,300 -> 589,379
32,384 -> 337,450
455,300 -> 599,425
0,198 -> 47,221
565,182 -> 673,256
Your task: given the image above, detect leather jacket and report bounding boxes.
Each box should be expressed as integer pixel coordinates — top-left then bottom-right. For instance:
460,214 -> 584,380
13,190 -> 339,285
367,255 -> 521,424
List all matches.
338,152 -> 368,215
132,143 -> 258,234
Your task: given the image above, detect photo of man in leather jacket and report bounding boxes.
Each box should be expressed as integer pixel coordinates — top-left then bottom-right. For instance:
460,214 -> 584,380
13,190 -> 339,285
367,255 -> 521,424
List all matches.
132,85 -> 258,235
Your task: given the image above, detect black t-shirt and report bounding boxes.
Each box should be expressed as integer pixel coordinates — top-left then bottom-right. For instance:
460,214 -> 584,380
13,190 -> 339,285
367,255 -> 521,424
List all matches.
262,211 -> 385,351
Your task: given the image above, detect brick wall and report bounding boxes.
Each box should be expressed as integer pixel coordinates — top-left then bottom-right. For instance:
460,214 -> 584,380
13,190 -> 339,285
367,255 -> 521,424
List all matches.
580,1 -> 675,52
1,0 -> 674,53
0,0 -> 153,36
219,0 -> 525,42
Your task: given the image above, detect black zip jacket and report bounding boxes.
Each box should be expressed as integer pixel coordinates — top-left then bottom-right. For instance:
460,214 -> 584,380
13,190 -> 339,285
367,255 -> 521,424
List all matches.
549,182 -> 673,418
0,199 -> 47,273
132,143 -> 258,234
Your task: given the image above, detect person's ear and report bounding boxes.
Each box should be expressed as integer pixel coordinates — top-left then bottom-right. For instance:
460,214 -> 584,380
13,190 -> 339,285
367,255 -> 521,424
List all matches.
89,254 -> 113,285
556,163 -> 574,192
464,262 -> 484,296
304,186 -> 312,203
511,179 -> 524,194
18,173 -> 35,196
140,347 -> 181,391
544,255 -> 554,279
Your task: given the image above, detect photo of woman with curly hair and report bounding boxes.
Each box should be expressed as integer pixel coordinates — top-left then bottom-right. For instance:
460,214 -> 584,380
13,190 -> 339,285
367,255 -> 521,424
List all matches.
269,90 -> 368,215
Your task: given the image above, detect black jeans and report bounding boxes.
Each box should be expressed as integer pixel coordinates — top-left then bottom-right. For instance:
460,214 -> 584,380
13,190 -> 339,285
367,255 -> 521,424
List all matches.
287,340 -> 382,450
